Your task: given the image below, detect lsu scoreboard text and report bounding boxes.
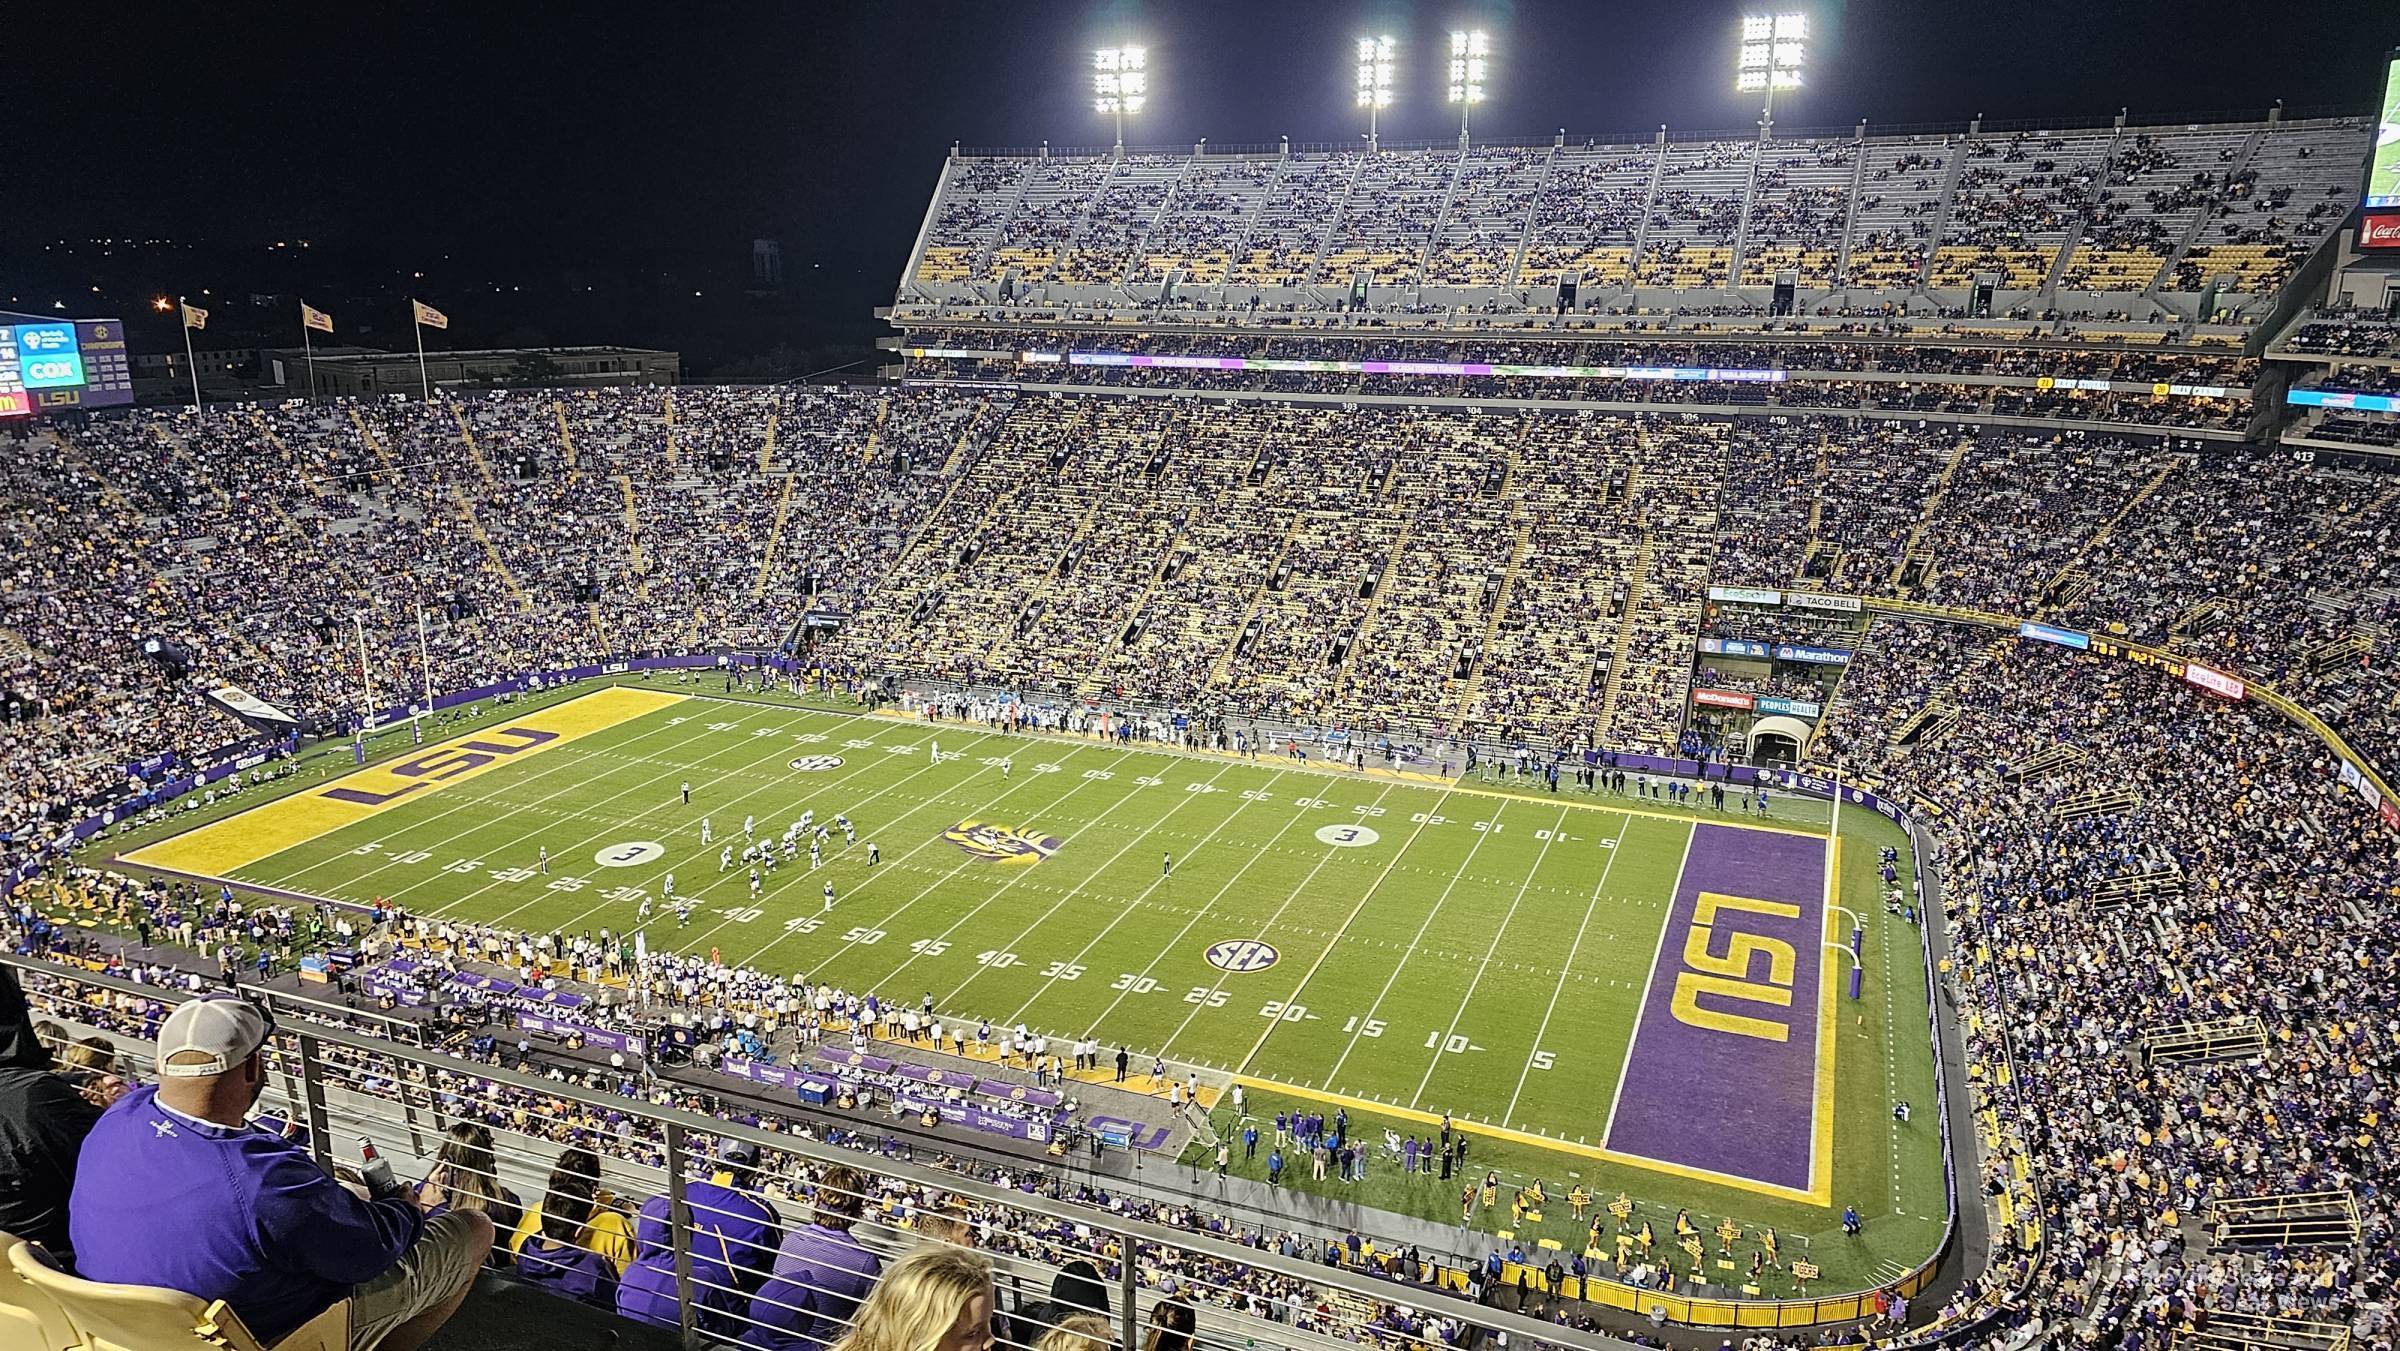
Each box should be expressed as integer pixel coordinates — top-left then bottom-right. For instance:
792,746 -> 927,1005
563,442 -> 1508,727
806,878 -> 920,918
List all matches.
0,318 -> 135,417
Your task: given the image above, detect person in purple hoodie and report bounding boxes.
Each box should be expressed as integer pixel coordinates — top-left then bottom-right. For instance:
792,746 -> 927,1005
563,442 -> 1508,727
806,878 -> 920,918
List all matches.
742,1163 -> 882,1350
616,1137 -> 778,1333
69,994 -> 492,1351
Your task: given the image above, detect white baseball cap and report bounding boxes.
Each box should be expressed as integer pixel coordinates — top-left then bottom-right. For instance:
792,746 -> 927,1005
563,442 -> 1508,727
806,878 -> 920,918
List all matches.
156,994 -> 273,1077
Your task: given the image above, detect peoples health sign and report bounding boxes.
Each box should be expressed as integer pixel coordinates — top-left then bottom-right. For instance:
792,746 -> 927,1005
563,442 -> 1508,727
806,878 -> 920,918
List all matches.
12,323 -> 84,389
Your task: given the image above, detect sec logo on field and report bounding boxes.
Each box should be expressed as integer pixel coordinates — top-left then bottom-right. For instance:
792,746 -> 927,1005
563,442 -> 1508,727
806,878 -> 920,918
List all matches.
1204,939 -> 1280,973
787,755 -> 845,772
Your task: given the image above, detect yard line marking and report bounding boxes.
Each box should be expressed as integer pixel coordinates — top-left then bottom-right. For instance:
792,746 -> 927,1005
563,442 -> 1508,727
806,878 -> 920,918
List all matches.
1157,783 -> 1403,1061
418,707 -> 929,920
1072,775 -> 1336,1039
847,757 -> 1182,994
786,746 -> 1130,980
1501,811 -> 1639,1125
543,729 -> 1015,943
1310,796 -> 1512,1089
942,761 -> 1252,1011
999,769 -> 1293,1027
1595,819 -> 1699,1143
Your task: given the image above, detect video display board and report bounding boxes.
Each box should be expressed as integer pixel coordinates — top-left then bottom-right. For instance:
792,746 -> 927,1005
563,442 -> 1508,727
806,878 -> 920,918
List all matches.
0,317 -> 135,417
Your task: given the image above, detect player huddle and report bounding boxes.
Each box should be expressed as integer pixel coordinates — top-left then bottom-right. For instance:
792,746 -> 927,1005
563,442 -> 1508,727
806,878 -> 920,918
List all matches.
606,799 -> 875,932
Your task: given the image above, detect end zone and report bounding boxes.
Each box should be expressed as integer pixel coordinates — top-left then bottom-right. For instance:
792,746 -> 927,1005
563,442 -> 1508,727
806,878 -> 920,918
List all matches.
122,686 -> 687,880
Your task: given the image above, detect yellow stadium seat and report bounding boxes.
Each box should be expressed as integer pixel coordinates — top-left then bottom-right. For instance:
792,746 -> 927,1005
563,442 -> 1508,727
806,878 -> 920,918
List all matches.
7,1240 -> 350,1351
0,1237 -> 78,1351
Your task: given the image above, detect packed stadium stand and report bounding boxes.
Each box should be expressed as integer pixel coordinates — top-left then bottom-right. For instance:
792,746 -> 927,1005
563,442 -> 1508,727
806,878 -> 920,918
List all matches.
5,97 -> 2399,1351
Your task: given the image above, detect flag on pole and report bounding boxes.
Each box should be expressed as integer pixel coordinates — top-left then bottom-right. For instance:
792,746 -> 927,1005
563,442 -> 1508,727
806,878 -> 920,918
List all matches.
301,302 -> 334,333
411,300 -> 448,329
181,302 -> 209,330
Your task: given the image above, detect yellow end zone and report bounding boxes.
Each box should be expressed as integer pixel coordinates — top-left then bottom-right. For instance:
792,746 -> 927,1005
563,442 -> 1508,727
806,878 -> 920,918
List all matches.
123,686 -> 687,879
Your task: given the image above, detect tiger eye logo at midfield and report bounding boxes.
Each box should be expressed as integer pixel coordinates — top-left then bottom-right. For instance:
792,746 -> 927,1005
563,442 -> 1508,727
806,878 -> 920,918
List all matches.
942,820 -> 1063,866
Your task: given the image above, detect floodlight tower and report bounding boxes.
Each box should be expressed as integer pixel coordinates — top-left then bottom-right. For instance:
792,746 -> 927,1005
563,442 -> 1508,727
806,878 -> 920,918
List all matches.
1094,46 -> 1147,151
1737,12 -> 1807,134
1356,36 -> 1395,151
1447,30 -> 1488,144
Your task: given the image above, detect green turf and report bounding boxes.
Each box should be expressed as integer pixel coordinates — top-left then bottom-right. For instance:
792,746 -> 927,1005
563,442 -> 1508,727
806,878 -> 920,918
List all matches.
132,681 -> 1950,1292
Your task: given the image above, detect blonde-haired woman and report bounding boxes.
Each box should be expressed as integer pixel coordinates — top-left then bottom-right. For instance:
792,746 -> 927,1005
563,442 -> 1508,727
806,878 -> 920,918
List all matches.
1033,1312 -> 1113,1351
415,1120 -> 523,1246
832,1244 -> 995,1351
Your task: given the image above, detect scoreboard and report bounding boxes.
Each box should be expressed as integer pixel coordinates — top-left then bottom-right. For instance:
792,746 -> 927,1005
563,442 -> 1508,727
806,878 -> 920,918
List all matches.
0,317 -> 135,417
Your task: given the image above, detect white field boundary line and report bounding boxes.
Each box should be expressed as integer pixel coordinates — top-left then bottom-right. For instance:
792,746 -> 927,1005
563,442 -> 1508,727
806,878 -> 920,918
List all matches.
936,761 -> 1247,1011
1595,822 -> 1700,1145
778,745 -> 1130,979
1158,783 -> 1407,1068
1070,772 -> 1338,1041
523,728 -> 1016,942
993,768 -> 1293,1027
654,738 -> 1078,958
1500,810 -> 1647,1127
414,709 -> 954,921
837,754 -> 1191,996
1408,805 -> 1603,1109
1312,796 -> 1515,1089
255,695 -> 742,891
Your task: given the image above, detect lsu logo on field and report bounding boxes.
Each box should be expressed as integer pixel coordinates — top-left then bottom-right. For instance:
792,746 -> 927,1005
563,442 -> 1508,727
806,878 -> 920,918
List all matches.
788,755 -> 845,772
1204,939 -> 1280,973
942,819 -> 1062,866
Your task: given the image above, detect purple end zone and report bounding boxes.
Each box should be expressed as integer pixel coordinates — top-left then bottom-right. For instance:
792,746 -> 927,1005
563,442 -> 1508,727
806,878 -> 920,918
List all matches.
1603,824 -> 1828,1195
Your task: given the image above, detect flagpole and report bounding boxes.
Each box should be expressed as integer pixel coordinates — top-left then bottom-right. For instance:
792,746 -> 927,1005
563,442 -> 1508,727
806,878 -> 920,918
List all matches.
302,306 -> 319,403
416,601 -> 433,713
414,309 -> 430,401
179,296 -> 200,411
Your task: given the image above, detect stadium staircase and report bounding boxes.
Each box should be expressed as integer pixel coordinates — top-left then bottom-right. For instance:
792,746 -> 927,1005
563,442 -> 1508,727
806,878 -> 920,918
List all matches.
2147,124 -> 2268,300
447,482 -> 532,614
2168,597 -> 2229,643
1209,512 -> 1304,690
2087,867 -> 2185,912
1592,530 -> 1651,744
2200,1191 -> 2361,1251
1830,127 -> 1872,283
1887,700 -> 1961,749
2034,121 -> 2121,300
1622,136 -> 1671,288
2050,785 -> 2142,820
1299,153 -> 1372,289
854,399 -> 885,467
1498,144 -> 1562,290
553,400 -> 578,477
1724,126 -> 1770,288
2043,461 -> 2177,604
448,402 -> 504,492
347,407 -> 400,482
2176,1313 -> 2356,1351
758,406 -> 781,472
1328,514 -> 1414,697
661,389 -> 680,472
247,410 -> 329,500
1912,133 -> 1975,291
1453,522 -> 1536,725
613,474 -> 649,595
1412,148 -> 1475,284
2000,742 -> 2086,783
756,481 -> 798,604
1891,433 -> 1976,591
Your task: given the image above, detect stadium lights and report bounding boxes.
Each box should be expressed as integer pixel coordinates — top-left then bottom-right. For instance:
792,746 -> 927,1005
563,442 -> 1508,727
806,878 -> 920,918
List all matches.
1356,35 -> 1395,150
1093,45 -> 1147,150
1738,12 -> 1807,126
1447,30 -> 1489,142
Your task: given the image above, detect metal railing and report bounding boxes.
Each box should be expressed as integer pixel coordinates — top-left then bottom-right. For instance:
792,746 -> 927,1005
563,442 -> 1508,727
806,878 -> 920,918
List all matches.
6,951 -> 1652,1351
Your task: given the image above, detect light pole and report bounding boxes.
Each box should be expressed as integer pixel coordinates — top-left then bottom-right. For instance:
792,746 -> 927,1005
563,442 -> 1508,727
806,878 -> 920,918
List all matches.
1737,13 -> 1807,133
1356,36 -> 1394,151
1093,46 -> 1147,151
1447,30 -> 1487,144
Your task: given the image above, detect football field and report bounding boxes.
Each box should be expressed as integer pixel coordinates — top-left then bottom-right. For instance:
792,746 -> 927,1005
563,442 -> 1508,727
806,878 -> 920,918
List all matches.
119,683 -> 1949,1283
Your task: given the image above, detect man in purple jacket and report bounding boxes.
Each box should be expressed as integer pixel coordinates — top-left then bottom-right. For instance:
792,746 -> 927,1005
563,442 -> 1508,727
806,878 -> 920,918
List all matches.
70,995 -> 492,1351
742,1163 -> 881,1350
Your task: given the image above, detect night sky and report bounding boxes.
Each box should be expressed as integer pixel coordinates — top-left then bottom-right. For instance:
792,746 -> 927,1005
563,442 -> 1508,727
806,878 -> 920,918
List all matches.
9,2 -> 2394,372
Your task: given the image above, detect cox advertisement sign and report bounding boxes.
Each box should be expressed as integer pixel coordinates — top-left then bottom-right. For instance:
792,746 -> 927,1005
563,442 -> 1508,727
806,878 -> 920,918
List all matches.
12,323 -> 85,390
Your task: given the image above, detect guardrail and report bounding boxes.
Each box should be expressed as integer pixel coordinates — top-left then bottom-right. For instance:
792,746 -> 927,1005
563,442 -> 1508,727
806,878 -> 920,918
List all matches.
7,951 -> 1658,1351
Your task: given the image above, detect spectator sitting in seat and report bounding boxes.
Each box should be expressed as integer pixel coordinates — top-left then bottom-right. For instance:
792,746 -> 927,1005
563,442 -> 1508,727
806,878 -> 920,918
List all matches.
512,1160 -> 616,1309
68,993 -> 493,1351
831,1244 -> 995,1351
744,1162 -> 883,1350
412,1120 -> 521,1255
508,1146 -> 633,1276
0,966 -> 108,1266
618,1137 -> 780,1331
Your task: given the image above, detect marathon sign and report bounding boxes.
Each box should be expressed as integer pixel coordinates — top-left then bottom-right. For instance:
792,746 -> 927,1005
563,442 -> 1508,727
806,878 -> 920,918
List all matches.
1773,643 -> 1853,666
1694,688 -> 1757,711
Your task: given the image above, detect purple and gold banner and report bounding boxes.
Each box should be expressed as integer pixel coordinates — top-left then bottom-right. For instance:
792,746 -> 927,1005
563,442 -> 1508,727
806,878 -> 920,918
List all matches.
1604,824 -> 1833,1203
514,1012 -> 644,1058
